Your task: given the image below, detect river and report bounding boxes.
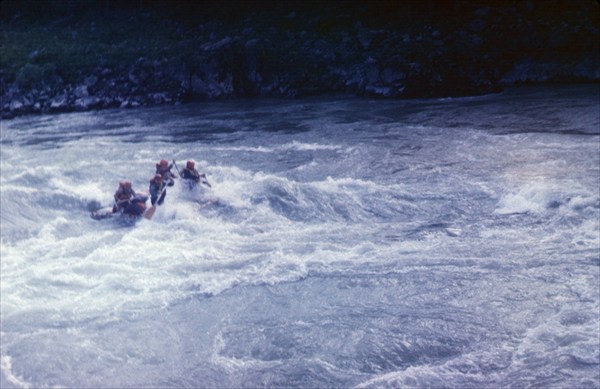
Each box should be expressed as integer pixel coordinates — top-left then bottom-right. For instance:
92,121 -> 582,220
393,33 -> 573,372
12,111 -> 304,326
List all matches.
1,85 -> 599,388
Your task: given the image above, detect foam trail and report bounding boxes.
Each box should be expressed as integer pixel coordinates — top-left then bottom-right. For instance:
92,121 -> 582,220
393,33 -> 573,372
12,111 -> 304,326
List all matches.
1,355 -> 30,389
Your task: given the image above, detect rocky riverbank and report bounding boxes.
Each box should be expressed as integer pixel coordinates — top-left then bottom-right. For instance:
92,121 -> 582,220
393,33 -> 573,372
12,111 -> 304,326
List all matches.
1,1 -> 598,119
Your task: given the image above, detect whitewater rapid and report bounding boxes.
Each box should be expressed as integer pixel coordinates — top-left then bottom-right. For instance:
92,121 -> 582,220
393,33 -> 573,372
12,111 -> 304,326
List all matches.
1,85 -> 599,388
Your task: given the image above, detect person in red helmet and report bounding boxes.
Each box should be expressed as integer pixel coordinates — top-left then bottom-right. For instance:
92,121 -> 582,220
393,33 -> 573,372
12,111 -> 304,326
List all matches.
113,180 -> 136,212
155,159 -> 176,186
180,159 -> 211,188
111,180 -> 147,216
149,173 -> 167,206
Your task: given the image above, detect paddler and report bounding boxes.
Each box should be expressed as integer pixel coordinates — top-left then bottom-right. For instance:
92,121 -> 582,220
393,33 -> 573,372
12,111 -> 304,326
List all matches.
155,159 -> 176,186
180,159 -> 211,188
112,180 -> 147,216
113,180 -> 136,212
149,173 -> 167,206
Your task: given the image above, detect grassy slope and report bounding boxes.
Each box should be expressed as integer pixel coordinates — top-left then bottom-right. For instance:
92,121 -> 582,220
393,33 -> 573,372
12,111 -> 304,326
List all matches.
1,1 -> 598,96
1,10 -> 200,86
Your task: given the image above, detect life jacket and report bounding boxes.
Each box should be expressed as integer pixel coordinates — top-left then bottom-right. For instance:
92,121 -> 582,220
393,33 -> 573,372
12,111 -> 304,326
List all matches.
124,195 -> 147,216
150,177 -> 165,191
115,187 -> 134,201
150,176 -> 158,185
156,162 -> 172,175
182,167 -> 200,180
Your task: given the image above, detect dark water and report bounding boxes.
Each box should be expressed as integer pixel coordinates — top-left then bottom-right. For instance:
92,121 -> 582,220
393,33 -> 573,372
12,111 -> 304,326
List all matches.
1,85 -> 599,388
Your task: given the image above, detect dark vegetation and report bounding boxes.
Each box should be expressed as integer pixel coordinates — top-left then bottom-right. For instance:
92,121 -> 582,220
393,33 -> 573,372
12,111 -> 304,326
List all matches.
1,0 -> 598,118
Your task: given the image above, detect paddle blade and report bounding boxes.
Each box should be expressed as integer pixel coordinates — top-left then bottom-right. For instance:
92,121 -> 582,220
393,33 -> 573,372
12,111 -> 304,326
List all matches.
144,205 -> 157,220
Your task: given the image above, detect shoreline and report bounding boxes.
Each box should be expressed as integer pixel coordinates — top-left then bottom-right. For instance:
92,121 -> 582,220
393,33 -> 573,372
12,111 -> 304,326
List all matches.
2,2 -> 598,120
3,82 -> 599,122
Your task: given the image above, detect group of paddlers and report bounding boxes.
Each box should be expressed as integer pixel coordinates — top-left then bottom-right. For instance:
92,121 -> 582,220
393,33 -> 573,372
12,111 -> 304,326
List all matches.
111,159 -> 210,218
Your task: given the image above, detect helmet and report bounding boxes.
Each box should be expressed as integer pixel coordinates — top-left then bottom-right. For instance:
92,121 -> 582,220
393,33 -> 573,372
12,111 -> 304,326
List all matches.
158,159 -> 169,167
186,160 -> 195,169
119,180 -> 132,189
154,174 -> 163,182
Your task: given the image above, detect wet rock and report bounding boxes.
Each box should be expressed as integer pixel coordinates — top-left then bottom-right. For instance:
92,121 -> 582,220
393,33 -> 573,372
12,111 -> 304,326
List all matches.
74,96 -> 101,110
364,85 -> 402,98
9,99 -> 23,112
49,94 -> 69,111
151,92 -> 171,104
73,85 -> 89,98
202,36 -> 233,52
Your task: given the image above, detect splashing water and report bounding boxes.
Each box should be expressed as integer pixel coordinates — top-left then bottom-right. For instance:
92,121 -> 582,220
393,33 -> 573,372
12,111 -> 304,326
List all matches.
1,85 -> 599,388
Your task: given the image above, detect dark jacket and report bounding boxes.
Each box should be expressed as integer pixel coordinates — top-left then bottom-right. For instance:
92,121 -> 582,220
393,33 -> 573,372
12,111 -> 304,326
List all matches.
113,186 -> 136,212
149,178 -> 167,205
182,167 -> 201,181
124,195 -> 148,216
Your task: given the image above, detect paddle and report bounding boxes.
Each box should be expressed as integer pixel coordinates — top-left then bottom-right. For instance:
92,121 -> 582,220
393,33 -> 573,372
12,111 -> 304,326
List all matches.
200,173 -> 212,188
172,159 -> 183,178
143,204 -> 157,220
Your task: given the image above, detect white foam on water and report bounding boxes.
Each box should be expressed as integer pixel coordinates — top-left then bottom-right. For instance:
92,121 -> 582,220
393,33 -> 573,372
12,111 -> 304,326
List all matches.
1,86 -> 598,388
0,355 -> 31,389
495,181 -> 561,215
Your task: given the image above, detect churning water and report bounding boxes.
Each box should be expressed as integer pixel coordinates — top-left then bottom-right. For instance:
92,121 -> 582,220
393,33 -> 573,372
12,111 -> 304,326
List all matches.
1,85 -> 599,388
